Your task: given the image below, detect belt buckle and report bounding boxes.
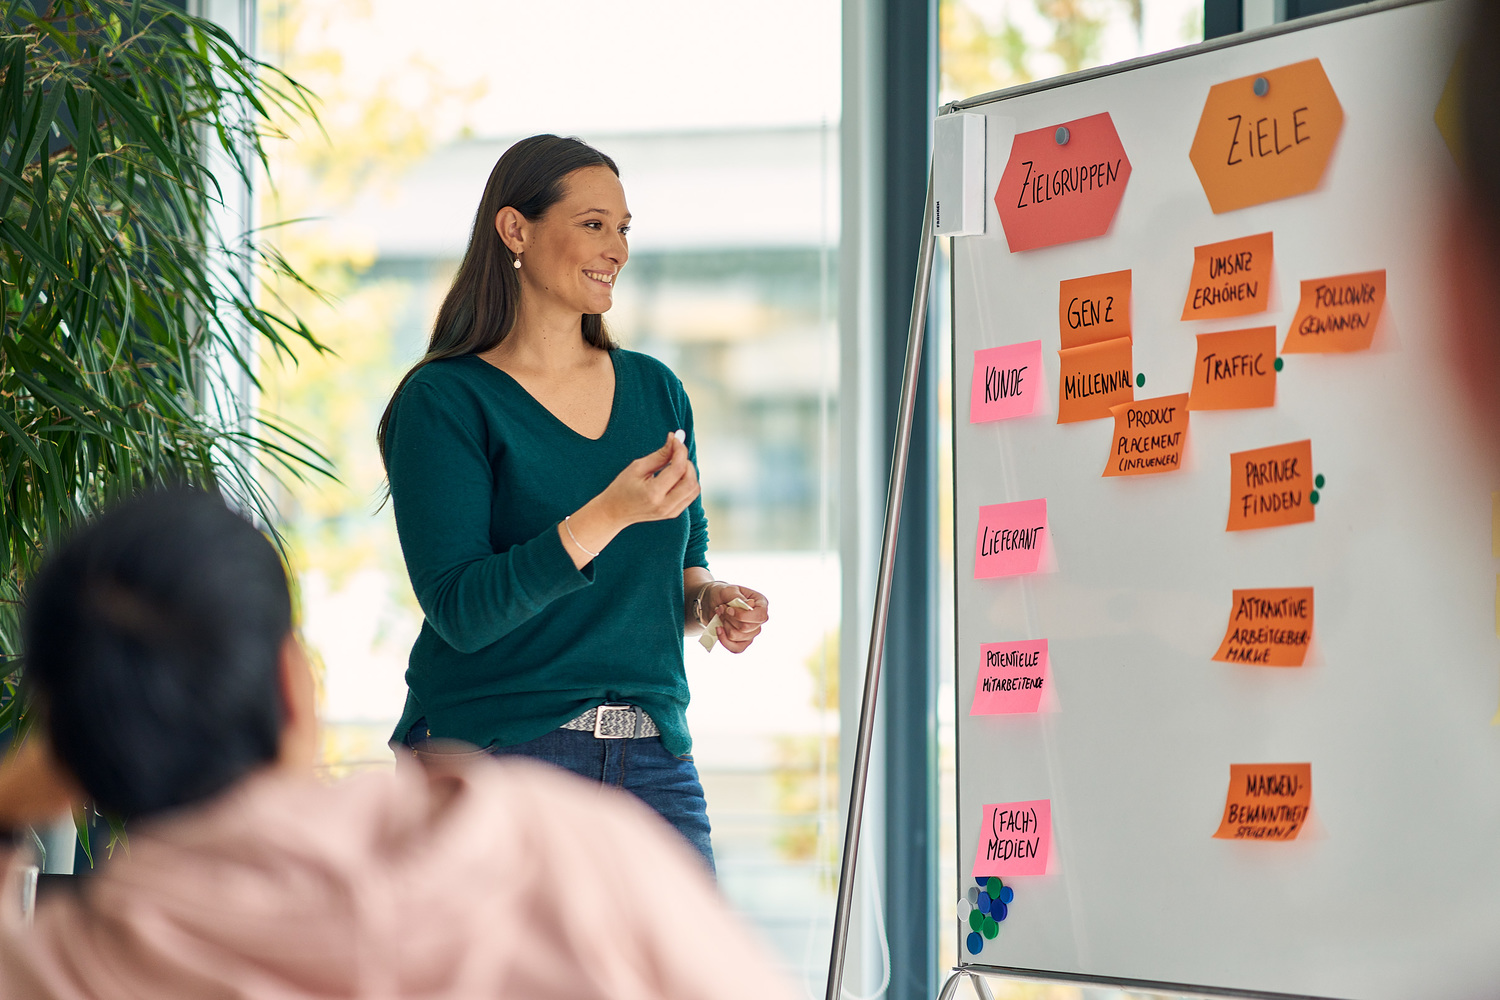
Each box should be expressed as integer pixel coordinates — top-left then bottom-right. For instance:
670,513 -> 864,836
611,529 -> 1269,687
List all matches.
593,703 -> 638,739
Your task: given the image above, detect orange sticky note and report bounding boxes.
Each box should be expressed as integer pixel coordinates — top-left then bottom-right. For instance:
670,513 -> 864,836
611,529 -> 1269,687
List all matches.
1057,336 -> 1134,423
1189,59 -> 1344,214
1182,232 -> 1273,320
1102,393 -> 1189,477
1227,439 -> 1315,531
1213,763 -> 1312,841
1281,270 -> 1386,353
1059,270 -> 1131,349
1189,327 -> 1277,410
1213,588 -> 1313,666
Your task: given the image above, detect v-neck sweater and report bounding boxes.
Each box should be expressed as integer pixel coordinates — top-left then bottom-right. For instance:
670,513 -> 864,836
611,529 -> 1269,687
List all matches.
383,349 -> 709,756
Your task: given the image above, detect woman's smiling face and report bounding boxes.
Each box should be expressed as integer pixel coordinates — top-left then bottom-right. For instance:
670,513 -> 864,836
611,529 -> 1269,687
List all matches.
504,164 -> 630,317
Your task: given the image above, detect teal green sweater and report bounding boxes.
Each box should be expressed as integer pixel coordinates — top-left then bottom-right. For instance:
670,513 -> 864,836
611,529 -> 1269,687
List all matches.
384,349 -> 709,756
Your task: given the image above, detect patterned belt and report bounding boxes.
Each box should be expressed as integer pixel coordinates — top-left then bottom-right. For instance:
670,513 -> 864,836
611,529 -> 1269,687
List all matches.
560,703 -> 659,739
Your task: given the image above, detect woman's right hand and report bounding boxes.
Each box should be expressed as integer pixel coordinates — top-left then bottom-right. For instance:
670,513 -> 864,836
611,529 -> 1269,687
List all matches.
558,433 -> 700,567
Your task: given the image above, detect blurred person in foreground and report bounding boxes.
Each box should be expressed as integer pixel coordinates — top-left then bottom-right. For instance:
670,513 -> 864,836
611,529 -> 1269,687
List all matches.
0,488 -> 796,999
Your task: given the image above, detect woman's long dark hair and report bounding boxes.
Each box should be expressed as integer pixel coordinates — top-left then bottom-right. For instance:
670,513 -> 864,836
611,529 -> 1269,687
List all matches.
377,134 -> 619,469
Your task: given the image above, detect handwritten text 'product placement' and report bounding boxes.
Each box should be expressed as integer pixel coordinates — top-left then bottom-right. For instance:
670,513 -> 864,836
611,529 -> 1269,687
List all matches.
1103,394 -> 1189,477
974,800 -> 1052,876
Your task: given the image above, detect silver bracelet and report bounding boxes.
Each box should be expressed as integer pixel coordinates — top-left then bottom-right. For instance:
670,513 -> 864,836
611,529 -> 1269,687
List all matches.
563,515 -> 599,559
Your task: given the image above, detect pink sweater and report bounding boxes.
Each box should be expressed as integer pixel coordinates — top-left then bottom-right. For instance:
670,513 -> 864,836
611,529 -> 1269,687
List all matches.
0,757 -> 799,999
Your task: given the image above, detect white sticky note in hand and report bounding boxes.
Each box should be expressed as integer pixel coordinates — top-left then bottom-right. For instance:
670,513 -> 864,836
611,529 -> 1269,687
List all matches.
698,614 -> 722,651
698,598 -> 754,652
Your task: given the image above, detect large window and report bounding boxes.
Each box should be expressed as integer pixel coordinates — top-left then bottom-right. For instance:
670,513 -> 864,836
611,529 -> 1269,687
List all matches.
257,0 -> 840,985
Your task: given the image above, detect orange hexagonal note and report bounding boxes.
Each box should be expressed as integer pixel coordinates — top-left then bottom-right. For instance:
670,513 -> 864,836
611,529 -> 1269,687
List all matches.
995,112 -> 1131,252
1190,59 -> 1344,214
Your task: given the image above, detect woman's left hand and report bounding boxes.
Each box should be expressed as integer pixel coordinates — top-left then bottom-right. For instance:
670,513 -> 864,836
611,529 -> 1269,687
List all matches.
706,583 -> 769,653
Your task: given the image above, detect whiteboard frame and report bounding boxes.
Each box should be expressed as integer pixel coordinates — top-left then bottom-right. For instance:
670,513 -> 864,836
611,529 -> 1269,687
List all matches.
948,1 -> 1463,997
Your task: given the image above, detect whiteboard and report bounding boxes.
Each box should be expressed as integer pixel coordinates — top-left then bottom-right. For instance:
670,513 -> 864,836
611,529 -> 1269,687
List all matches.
950,3 -> 1493,998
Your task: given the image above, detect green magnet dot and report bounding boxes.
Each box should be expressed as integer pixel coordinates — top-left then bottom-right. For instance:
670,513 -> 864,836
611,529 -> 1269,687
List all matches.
1273,357 -> 1284,372
969,908 -> 986,932
986,877 -> 1002,897
1315,474 -> 1325,489
1135,372 -> 1146,388
1309,490 -> 1320,504
983,916 -> 1000,939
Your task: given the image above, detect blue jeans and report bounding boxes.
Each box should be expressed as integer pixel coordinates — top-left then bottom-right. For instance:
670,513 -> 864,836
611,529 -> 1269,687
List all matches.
406,722 -> 715,876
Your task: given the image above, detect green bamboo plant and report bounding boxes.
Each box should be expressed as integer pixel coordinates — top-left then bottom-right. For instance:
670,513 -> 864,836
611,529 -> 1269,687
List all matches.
0,0 -> 330,760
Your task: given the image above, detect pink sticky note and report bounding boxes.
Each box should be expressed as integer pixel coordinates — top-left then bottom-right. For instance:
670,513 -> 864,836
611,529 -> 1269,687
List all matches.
974,499 -> 1048,579
971,640 -> 1049,715
974,799 -> 1052,877
970,341 -> 1043,423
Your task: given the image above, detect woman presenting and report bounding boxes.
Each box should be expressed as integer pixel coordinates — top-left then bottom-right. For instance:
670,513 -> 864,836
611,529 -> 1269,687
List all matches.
378,135 -> 768,870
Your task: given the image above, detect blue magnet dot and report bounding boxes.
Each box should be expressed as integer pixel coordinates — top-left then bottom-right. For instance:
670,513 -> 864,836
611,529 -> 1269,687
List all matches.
975,877 -> 988,887
1310,490 -> 1320,504
993,901 -> 1008,921
976,892 -> 991,914
999,885 -> 1014,904
1315,473 -> 1325,489
967,932 -> 984,955
1136,372 -> 1146,388
1274,356 -> 1284,372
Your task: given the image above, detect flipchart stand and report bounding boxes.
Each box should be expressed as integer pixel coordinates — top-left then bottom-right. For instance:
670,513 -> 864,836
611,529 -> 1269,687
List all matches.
824,103 -> 995,1000
822,159 -> 942,999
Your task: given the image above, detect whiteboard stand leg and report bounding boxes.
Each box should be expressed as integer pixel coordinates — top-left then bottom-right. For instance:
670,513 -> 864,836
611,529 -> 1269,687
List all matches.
824,163 -> 939,1000
933,968 -> 993,1000
935,969 -> 967,1000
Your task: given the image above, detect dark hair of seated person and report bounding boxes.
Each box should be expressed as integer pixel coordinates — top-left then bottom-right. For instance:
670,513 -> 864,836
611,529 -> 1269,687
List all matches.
22,487 -> 292,820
